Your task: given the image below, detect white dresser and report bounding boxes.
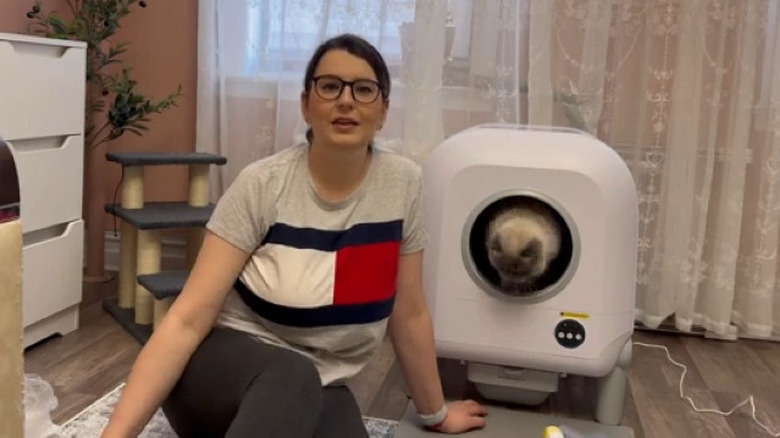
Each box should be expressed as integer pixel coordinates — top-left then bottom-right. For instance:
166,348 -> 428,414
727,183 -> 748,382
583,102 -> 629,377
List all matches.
0,32 -> 87,348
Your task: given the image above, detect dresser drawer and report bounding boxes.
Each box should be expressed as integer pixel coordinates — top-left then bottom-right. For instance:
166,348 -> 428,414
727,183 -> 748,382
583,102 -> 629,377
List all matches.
8,135 -> 83,233
22,219 -> 84,327
0,33 -> 86,140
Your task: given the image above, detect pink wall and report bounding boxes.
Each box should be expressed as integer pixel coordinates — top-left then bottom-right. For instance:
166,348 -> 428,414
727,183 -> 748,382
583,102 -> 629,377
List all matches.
0,1 -> 67,33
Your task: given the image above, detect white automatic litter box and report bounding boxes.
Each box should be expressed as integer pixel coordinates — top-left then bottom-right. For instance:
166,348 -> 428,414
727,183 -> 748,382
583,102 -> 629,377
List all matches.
421,124 -> 638,425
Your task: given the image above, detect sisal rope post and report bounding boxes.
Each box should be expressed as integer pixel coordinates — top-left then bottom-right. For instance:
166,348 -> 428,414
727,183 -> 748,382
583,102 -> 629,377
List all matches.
188,164 -> 210,207
117,221 -> 138,308
123,166 -> 145,207
154,297 -> 174,330
134,229 -> 160,325
0,220 -> 24,438
186,163 -> 210,268
186,229 -> 204,269
118,165 -> 144,309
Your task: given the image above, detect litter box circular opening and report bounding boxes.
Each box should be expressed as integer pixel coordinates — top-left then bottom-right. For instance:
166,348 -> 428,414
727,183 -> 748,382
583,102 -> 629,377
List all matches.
461,189 -> 580,303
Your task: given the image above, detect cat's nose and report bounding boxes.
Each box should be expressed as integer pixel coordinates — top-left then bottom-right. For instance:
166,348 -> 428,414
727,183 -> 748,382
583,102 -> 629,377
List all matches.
521,254 -> 537,263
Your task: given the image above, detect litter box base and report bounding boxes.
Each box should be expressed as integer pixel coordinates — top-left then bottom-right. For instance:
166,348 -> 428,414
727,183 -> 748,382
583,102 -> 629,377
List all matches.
393,399 -> 635,438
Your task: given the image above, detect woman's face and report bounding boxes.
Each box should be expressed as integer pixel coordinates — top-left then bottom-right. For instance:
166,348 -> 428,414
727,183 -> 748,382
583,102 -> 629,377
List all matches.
301,49 -> 388,151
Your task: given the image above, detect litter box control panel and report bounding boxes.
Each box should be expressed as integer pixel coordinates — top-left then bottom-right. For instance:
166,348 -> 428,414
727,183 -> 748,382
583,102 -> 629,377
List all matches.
554,319 -> 585,349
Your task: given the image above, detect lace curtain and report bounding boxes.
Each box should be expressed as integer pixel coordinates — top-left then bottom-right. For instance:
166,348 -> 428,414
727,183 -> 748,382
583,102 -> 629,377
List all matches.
197,0 -> 780,340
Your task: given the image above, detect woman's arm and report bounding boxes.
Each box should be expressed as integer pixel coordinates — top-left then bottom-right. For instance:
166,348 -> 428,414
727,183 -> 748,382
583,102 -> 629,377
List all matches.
388,250 -> 487,433
101,231 -> 250,438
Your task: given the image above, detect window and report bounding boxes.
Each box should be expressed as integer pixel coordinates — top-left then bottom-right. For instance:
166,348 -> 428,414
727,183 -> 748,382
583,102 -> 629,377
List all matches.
221,0 -> 416,78
215,0 -> 497,113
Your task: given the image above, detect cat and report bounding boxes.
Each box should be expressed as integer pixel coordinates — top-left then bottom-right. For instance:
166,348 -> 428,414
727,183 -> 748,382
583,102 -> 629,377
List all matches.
485,201 -> 562,296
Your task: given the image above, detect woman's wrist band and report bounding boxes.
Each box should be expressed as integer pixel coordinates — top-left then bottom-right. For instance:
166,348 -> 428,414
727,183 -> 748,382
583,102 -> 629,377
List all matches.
418,404 -> 448,427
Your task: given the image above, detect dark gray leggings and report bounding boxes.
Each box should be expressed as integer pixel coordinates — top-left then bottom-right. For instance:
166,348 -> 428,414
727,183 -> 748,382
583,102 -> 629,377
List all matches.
161,326 -> 369,438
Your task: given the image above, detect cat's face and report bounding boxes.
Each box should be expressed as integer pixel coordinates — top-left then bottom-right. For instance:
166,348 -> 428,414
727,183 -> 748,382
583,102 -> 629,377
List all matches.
486,226 -> 546,283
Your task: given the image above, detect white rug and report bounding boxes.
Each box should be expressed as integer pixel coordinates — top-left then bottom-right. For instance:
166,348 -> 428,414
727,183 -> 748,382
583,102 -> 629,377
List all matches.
57,383 -> 399,437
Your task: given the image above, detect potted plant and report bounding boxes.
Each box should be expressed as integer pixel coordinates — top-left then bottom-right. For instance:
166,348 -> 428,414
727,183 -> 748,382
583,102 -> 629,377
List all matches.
25,0 -> 182,282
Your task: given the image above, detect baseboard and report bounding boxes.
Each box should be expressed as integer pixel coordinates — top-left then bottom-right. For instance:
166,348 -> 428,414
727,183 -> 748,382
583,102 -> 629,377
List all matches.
102,231 -> 187,272
634,320 -> 780,343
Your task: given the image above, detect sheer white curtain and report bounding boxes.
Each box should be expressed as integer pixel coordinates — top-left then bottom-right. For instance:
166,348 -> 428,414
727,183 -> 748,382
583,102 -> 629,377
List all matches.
196,0 -> 523,191
197,0 -> 780,340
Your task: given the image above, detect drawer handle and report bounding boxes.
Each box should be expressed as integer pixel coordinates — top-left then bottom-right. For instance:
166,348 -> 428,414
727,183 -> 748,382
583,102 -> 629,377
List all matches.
22,222 -> 71,247
1,40 -> 68,58
7,136 -> 72,152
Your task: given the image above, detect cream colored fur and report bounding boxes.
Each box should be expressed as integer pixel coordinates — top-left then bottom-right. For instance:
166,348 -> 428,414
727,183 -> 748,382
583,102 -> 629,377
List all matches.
486,206 -> 561,285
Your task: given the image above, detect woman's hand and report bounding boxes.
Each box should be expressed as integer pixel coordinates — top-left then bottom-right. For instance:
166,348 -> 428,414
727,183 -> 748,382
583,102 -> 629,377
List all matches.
429,399 -> 488,434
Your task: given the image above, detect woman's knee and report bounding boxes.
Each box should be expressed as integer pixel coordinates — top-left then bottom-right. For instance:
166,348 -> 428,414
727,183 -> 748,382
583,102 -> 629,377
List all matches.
261,348 -> 321,394
228,348 -> 323,436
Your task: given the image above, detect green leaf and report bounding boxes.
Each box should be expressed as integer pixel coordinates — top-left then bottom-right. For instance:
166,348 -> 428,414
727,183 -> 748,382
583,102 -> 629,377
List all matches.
108,41 -> 129,59
110,128 -> 125,139
48,14 -> 66,35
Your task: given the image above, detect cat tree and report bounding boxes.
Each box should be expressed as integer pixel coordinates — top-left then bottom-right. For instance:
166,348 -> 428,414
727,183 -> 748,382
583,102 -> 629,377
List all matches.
103,152 -> 226,342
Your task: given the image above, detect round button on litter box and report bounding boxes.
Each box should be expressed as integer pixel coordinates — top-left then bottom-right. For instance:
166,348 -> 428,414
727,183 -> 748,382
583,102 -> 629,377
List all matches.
554,319 -> 586,349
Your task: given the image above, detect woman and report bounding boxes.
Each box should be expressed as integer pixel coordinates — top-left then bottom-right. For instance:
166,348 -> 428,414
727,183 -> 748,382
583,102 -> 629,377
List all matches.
102,33 -> 487,437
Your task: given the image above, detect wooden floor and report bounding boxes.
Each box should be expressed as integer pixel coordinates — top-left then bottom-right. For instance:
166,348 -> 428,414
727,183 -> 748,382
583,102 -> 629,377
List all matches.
24,275 -> 780,437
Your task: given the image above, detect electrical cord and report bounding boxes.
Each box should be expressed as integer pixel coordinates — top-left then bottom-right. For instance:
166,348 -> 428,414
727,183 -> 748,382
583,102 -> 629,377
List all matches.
112,164 -> 124,236
634,342 -> 780,437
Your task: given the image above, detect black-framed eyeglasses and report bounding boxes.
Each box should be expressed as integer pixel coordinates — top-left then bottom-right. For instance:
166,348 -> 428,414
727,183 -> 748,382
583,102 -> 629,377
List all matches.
311,75 -> 383,104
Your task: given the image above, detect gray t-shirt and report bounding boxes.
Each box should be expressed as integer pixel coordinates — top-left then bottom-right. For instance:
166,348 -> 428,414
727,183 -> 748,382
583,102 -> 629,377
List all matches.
205,142 -> 427,385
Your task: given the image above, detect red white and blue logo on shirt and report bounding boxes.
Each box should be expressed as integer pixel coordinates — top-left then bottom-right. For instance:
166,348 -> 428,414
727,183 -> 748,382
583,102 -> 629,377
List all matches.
234,219 -> 403,327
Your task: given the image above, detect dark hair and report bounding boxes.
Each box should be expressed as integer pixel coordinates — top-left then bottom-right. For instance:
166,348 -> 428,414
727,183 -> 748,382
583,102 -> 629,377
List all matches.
302,33 -> 391,144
